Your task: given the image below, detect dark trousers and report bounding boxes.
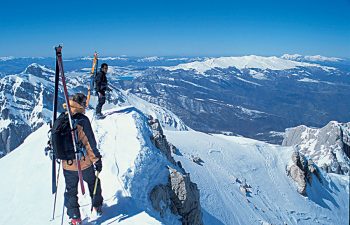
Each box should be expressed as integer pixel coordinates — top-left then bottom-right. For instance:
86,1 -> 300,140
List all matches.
96,92 -> 106,115
63,166 -> 103,219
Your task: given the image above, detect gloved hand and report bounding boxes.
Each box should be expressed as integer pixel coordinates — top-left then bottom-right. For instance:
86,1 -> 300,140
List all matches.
94,159 -> 102,172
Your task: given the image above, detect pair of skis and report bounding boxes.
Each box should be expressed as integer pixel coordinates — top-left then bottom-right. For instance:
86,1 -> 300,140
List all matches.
86,52 -> 98,108
52,46 -> 86,196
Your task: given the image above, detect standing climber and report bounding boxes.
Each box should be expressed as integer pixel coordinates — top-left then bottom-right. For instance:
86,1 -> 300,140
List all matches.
95,63 -> 108,118
61,93 -> 104,224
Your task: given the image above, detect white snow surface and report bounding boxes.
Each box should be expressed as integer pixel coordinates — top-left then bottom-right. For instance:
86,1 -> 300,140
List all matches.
137,56 -> 164,62
23,63 -> 55,75
0,118 -> 11,132
281,54 -> 342,62
298,78 -> 320,83
249,70 -> 268,80
164,55 -> 333,74
81,56 -> 128,61
165,131 -> 349,225
0,106 -> 179,225
0,99 -> 348,225
0,56 -> 15,61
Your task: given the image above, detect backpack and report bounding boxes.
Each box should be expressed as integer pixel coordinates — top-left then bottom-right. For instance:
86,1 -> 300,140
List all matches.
51,112 -> 78,160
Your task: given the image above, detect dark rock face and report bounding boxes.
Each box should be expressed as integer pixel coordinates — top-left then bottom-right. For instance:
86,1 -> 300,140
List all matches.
287,151 -> 322,195
118,66 -> 350,144
148,115 -> 177,165
283,121 -> 350,175
168,168 -> 203,225
148,115 -> 203,225
150,168 -> 203,225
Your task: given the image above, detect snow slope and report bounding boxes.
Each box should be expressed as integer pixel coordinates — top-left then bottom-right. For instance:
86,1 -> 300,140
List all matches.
0,105 -> 181,225
165,130 -> 349,225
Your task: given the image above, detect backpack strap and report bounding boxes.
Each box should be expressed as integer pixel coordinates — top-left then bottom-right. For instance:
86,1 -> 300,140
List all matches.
71,115 -> 87,159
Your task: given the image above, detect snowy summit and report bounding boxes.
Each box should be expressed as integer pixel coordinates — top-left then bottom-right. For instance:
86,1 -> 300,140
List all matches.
281,54 -> 343,62
164,55 -> 333,74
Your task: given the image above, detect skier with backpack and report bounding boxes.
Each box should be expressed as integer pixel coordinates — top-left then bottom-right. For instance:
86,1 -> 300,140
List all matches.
94,63 -> 109,118
52,93 -> 104,225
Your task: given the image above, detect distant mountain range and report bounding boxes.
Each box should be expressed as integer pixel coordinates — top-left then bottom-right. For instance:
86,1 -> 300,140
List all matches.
119,55 -> 350,143
1,54 -> 349,156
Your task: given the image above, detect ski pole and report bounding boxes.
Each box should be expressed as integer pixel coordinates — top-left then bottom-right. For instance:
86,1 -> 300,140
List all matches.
60,192 -> 65,225
52,162 -> 61,220
91,171 -> 100,212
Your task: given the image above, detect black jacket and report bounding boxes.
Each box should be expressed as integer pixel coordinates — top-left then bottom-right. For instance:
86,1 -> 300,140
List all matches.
95,69 -> 108,93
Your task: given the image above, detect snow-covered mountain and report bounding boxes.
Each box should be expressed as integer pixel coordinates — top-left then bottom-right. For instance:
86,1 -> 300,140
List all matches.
164,55 -> 334,74
0,97 -> 348,225
0,63 -> 57,156
281,54 -> 343,62
1,54 -> 349,157
0,57 -> 349,224
120,55 -> 350,143
0,61 -> 190,158
282,121 -> 350,175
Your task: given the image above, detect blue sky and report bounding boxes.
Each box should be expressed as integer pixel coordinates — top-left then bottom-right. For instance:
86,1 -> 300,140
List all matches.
1,0 -> 349,57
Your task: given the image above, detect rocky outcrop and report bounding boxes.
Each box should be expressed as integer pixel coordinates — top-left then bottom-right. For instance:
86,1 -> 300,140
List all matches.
148,115 -> 177,165
0,68 -> 54,157
150,167 -> 203,225
287,151 -> 322,195
283,121 -> 350,175
148,116 -> 203,224
191,155 -> 204,166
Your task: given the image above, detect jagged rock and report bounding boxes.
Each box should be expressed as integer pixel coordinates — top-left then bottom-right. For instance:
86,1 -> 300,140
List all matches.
307,159 -> 321,184
191,155 -> 204,166
148,117 -> 202,224
169,143 -> 177,154
288,164 -> 306,195
168,168 -> 203,225
239,179 -> 252,196
150,168 -> 203,225
148,116 -> 163,135
150,184 -> 172,217
287,151 -> 322,195
239,185 -> 247,195
283,121 -> 350,175
148,117 -> 177,165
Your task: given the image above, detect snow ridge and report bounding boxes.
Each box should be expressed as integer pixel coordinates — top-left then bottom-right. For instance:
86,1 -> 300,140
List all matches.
281,54 -> 343,62
164,55 -> 333,74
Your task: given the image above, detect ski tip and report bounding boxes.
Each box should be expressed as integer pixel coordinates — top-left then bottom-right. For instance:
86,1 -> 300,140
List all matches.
54,44 -> 64,51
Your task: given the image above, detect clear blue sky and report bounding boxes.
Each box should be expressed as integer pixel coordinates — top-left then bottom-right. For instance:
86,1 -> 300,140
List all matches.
1,0 -> 349,57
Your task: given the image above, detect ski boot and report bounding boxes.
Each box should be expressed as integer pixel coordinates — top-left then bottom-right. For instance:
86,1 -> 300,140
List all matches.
69,218 -> 82,225
93,205 -> 103,216
95,113 -> 106,120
